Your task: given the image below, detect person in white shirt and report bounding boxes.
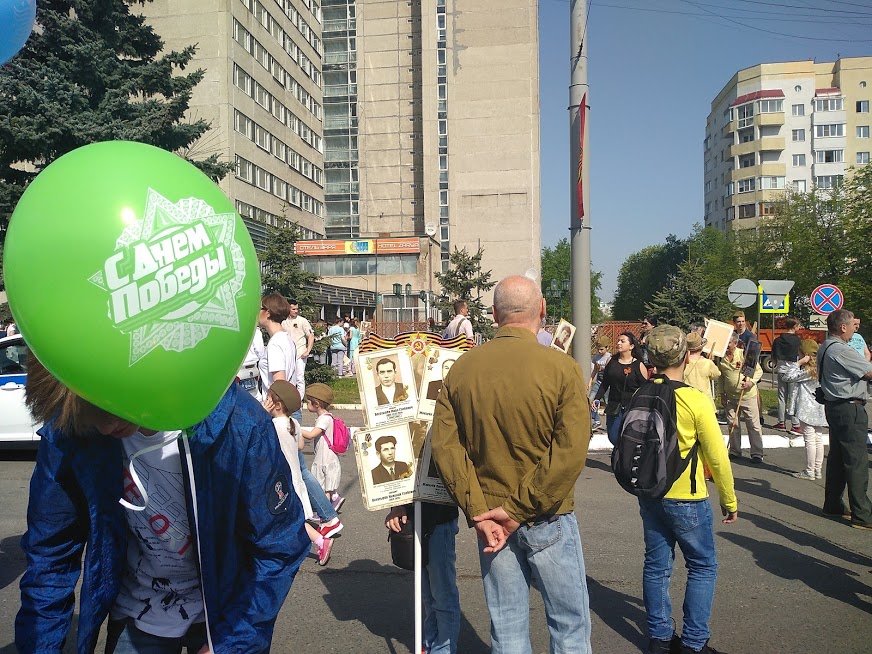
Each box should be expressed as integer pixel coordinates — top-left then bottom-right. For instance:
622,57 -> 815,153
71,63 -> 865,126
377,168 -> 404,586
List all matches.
282,299 -> 315,398
443,300 -> 474,340
257,294 -> 297,394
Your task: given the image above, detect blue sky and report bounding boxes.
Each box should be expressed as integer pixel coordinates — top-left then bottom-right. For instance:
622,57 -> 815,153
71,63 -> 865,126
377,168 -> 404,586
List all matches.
537,0 -> 872,300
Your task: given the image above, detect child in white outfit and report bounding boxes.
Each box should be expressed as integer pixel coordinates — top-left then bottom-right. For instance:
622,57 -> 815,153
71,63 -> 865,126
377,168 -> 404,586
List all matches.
301,383 -> 344,512
782,339 -> 828,480
264,381 -> 336,566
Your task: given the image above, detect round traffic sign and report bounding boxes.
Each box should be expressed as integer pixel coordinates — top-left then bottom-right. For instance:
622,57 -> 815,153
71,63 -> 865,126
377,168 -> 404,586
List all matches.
728,278 -> 758,308
810,284 -> 843,315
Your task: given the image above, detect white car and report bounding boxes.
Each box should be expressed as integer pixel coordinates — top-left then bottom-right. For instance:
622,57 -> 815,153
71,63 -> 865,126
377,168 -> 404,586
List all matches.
0,334 -> 41,447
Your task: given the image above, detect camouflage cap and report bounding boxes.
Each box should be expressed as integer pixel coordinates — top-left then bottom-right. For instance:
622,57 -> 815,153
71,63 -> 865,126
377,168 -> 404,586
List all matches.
646,325 -> 688,368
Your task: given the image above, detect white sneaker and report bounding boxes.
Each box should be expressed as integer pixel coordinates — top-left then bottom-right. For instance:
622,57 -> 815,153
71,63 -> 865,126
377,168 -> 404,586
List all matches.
792,470 -> 815,480
815,470 -> 823,479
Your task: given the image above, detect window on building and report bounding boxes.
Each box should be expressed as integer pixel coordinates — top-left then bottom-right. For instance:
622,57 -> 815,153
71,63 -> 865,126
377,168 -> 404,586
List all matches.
814,97 -> 843,112
739,128 -> 754,143
793,179 -> 806,192
815,149 -> 844,163
736,103 -> 754,128
792,129 -> 805,142
815,123 -> 844,137
857,125 -> 870,138
760,176 -> 785,190
760,202 -> 777,216
815,175 -> 843,189
792,154 -> 806,167
737,178 -> 755,193
726,206 -> 735,221
738,203 -> 756,219
857,151 -> 871,164
791,104 -> 805,117
758,99 -> 783,113
739,154 -> 755,168
857,100 -> 870,113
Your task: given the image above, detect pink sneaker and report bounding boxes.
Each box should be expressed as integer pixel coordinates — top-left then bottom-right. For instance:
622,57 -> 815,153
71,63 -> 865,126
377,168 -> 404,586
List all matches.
318,537 -> 334,566
318,518 -> 343,539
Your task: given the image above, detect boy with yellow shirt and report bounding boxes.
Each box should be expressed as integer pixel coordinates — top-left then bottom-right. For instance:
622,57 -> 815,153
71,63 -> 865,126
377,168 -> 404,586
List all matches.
640,326 -> 739,654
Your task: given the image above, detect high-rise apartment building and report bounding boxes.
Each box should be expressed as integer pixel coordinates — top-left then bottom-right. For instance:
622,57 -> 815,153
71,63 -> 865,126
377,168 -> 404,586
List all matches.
312,0 -> 540,311
139,1 -> 540,319
137,0 -> 327,250
704,57 -> 872,232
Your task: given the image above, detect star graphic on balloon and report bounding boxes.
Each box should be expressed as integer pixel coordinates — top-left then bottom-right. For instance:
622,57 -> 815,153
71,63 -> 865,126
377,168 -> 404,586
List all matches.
89,188 -> 248,365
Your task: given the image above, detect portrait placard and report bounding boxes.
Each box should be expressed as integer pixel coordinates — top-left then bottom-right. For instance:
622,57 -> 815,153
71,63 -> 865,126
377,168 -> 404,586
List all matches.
702,320 -> 734,358
416,346 -> 464,420
353,423 -> 417,511
414,424 -> 454,505
550,319 -> 576,353
355,347 -> 420,428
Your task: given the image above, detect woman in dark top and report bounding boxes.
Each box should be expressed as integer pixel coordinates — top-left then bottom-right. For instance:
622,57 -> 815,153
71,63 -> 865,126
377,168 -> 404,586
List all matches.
595,331 -> 649,445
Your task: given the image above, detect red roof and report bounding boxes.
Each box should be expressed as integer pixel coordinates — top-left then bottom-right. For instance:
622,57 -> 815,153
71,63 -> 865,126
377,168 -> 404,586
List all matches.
730,89 -> 785,107
815,87 -> 841,96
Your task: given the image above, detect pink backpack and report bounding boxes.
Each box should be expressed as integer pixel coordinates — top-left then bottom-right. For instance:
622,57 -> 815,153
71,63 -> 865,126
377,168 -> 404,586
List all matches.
325,413 -> 350,454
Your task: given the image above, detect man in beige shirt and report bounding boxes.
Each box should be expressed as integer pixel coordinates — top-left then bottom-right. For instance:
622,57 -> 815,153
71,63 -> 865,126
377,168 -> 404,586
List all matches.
718,333 -> 764,463
432,275 -> 592,654
282,299 -> 314,399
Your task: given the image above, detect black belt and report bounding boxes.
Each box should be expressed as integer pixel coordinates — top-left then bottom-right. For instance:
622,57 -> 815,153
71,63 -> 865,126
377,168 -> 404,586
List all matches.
827,398 -> 866,405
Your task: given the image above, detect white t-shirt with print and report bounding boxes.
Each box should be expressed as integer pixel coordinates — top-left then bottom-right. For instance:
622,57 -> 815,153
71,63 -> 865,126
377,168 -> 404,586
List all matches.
111,430 -> 204,637
262,331 -> 297,393
312,413 -> 338,467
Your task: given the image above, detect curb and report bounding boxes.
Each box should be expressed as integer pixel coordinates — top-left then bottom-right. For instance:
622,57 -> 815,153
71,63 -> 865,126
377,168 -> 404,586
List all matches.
332,404 -> 363,411
588,429 -> 828,452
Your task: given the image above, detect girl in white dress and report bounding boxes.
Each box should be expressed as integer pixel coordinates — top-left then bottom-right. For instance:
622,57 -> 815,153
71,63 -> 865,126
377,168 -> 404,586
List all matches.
782,339 -> 827,480
264,381 -> 336,566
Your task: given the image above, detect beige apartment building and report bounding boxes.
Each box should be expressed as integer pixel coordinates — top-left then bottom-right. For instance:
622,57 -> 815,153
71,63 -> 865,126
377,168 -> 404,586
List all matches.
704,57 -> 872,231
319,0 -> 541,317
137,0 -> 327,249
138,1 -> 541,321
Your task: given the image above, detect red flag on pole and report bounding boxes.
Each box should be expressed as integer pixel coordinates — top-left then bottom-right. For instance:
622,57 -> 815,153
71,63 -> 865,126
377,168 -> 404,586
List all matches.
576,93 -> 586,220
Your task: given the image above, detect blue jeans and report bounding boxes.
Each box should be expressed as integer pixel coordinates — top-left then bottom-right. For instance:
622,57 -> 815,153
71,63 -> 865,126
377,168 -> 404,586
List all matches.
477,513 -> 591,654
588,382 -> 601,425
298,449 -> 337,521
638,498 -> 718,651
105,618 -> 206,653
423,518 -> 461,654
606,409 -> 623,446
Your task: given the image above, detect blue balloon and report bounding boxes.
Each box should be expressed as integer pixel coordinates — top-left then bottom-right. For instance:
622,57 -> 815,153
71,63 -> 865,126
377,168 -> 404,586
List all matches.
0,0 -> 36,65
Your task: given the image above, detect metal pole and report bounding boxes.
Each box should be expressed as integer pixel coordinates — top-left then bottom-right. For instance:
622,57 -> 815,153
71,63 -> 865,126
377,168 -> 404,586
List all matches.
569,0 -> 591,367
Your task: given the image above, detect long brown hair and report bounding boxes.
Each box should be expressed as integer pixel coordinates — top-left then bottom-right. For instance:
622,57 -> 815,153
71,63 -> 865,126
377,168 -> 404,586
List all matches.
801,356 -> 818,381
25,356 -> 110,435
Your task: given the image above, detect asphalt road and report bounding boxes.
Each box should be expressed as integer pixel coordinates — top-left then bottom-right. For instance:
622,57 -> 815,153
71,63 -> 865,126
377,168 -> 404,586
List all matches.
1,423 -> 870,653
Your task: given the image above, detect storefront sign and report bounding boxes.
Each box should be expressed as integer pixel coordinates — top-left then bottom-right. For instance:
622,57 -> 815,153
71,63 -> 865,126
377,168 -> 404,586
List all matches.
295,238 -> 420,256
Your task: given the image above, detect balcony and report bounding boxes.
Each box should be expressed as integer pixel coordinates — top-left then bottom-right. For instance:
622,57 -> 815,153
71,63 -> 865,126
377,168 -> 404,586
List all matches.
760,136 -> 785,151
728,163 -> 786,183
722,120 -> 738,136
729,141 -> 758,158
323,84 -> 357,98
755,113 -> 785,127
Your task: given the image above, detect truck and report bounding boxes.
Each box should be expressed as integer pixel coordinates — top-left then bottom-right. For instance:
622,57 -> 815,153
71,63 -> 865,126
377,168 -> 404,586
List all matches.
754,326 -> 826,373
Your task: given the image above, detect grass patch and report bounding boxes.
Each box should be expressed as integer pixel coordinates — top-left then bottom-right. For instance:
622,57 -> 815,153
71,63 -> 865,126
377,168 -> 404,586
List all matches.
329,377 -> 361,405
715,388 -> 778,418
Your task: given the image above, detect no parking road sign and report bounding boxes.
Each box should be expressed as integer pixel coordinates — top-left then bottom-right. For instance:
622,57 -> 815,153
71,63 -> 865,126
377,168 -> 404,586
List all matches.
811,284 -> 844,315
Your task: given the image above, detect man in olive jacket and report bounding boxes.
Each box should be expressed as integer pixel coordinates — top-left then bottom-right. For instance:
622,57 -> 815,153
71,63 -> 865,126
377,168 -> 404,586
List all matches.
431,275 -> 593,654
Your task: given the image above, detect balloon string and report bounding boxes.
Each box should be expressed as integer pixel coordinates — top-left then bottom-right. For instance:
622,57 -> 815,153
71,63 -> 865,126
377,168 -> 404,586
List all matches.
118,430 -> 185,511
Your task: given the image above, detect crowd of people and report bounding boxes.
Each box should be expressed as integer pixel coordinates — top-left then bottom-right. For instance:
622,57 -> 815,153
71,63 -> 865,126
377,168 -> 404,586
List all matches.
11,275 -> 872,654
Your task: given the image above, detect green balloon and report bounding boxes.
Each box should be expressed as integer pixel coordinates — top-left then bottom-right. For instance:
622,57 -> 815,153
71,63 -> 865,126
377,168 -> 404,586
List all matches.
3,141 -> 261,430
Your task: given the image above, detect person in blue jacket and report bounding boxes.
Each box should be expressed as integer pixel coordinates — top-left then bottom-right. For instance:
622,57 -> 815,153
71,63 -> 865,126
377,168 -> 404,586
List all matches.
15,357 -> 309,654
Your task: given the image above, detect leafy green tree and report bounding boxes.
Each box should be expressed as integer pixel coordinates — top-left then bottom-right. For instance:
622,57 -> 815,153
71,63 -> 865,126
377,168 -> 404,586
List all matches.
435,246 -> 496,338
612,235 -> 688,320
259,224 -> 319,316
540,238 -> 604,323
644,259 -> 727,330
0,0 -> 232,239
740,167 -> 872,330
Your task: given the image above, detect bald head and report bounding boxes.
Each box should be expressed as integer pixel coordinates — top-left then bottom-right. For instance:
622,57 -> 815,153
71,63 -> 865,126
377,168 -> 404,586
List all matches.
493,275 -> 545,330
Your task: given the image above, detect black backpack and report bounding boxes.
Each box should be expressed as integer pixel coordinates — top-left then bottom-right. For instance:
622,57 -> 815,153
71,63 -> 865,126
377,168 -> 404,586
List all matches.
611,375 -> 699,500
